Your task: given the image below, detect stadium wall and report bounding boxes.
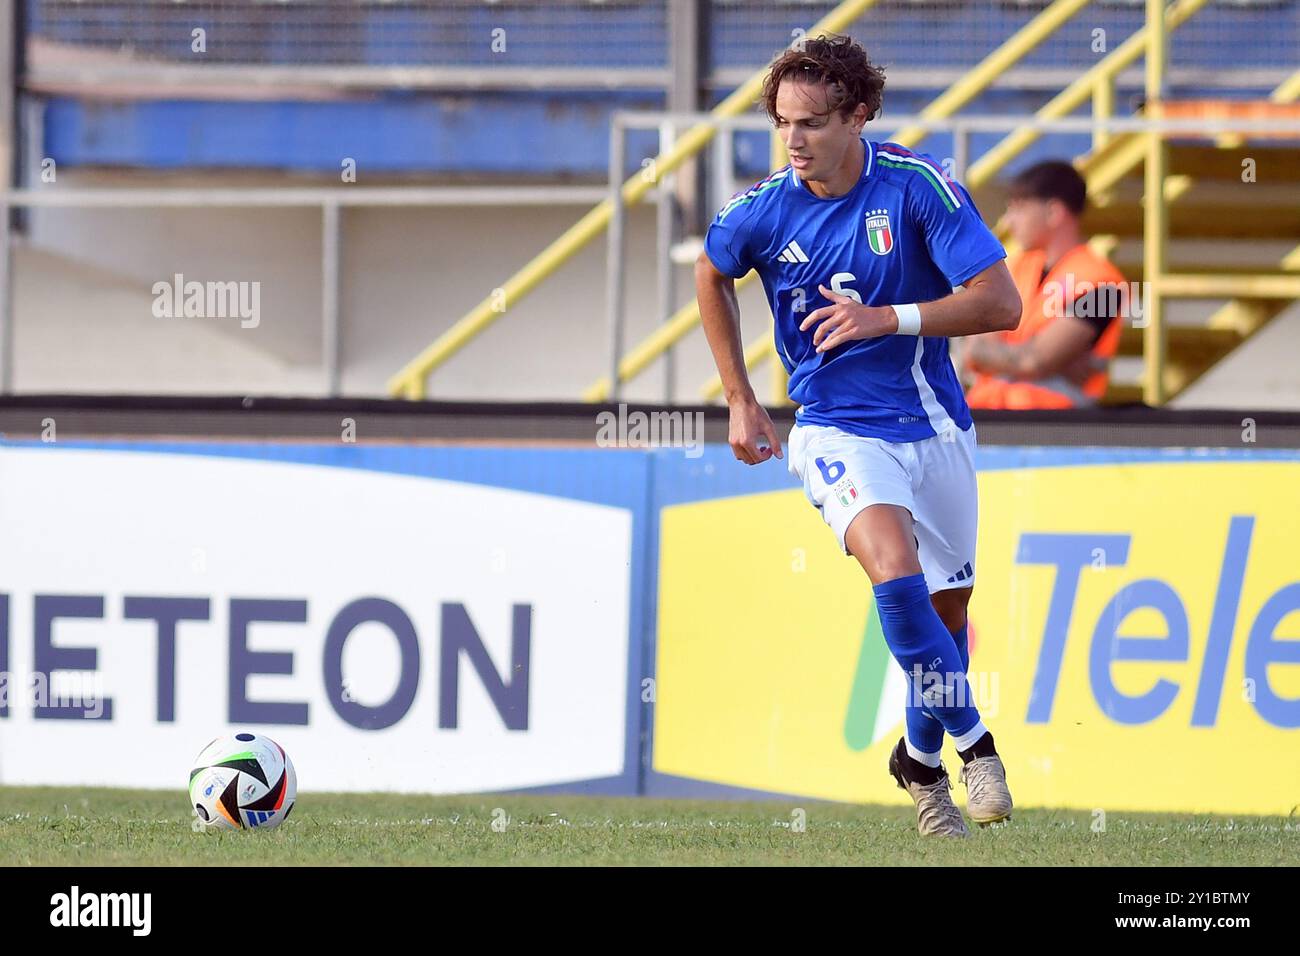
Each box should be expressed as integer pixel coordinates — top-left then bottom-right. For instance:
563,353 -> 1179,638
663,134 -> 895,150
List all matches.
34,89 -> 1140,177
20,184 -> 1300,407
16,194 -> 773,402
1,406 -> 1297,814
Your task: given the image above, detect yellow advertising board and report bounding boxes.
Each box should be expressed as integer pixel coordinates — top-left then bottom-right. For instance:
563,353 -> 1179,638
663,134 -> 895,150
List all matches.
654,460 -> 1300,814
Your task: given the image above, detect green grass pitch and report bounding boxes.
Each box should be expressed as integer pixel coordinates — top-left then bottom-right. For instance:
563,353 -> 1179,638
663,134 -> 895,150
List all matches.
1,786 -> 1294,866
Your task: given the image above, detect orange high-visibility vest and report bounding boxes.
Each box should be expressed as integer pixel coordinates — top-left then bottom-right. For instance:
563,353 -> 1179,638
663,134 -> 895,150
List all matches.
966,244 -> 1127,409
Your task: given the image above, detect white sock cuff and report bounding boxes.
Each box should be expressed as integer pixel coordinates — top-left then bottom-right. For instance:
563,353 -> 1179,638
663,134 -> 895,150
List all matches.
950,720 -> 989,753
905,737 -> 942,768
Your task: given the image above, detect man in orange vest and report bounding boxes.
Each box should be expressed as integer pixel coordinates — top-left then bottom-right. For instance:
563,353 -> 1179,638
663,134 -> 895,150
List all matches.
963,161 -> 1128,409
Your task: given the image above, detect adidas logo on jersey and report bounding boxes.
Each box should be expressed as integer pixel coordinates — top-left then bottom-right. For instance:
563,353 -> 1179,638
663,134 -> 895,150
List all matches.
777,240 -> 809,264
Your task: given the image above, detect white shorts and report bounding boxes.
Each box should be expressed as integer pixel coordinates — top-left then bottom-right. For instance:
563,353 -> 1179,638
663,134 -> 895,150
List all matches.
787,421 -> 978,594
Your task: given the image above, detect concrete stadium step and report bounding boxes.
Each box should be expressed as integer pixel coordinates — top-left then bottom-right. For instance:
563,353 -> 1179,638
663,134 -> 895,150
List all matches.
1085,141 -> 1300,184
1086,190 -> 1300,241
10,245 -> 325,395
1107,233 -> 1300,277
1115,325 -> 1242,359
1164,144 -> 1300,182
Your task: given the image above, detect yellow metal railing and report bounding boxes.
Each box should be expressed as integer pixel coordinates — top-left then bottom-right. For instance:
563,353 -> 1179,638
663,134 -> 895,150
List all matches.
390,0 -> 1296,408
596,0 -> 1101,402
386,0 -> 885,400
1164,68 -> 1300,363
701,0 -> 1286,406
1078,64 -> 1300,401
1143,0 -> 1169,405
887,0 -> 1094,149
963,0 -> 1211,190
695,0 -> 1128,402
1012,68 -> 1300,391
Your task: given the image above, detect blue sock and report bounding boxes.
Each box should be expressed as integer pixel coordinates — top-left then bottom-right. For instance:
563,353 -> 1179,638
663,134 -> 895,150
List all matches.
874,575 -> 985,753
953,621 -> 971,673
903,621 -> 969,765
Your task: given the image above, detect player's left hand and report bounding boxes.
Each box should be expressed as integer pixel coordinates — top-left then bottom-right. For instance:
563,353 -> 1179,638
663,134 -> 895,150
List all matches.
801,285 -> 899,353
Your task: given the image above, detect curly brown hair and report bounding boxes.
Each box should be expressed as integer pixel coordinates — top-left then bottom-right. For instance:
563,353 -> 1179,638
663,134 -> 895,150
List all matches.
760,33 -> 886,125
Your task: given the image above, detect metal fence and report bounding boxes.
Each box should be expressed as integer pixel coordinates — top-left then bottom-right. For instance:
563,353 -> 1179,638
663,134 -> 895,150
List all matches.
27,0 -> 1298,78
2,113 -> 1289,397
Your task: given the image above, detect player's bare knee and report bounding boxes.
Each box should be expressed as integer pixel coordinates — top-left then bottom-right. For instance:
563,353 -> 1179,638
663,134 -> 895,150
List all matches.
931,587 -> 973,632
851,545 -> 923,584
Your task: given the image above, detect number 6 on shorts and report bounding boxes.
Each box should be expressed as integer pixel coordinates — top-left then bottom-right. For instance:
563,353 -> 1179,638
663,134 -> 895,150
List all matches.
815,456 -> 845,484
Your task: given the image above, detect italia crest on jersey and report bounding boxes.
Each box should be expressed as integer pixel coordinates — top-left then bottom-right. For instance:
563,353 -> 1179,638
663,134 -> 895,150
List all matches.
865,210 -> 894,256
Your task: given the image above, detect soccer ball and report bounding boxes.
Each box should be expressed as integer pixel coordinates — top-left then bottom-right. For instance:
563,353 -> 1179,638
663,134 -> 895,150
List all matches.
188,732 -> 297,831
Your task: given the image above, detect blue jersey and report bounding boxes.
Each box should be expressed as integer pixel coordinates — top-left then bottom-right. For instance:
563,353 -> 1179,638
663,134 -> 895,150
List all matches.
703,139 -> 1006,443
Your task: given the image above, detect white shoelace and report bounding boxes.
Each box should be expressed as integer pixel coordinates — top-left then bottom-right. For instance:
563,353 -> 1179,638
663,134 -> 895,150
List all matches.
961,758 -> 1006,806
916,778 -> 966,833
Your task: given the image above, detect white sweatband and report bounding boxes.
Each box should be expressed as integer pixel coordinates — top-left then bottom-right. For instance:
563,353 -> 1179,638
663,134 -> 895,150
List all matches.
892,303 -> 922,335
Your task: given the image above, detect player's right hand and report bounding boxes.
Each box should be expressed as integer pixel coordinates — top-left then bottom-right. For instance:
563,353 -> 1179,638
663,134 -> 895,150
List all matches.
728,398 -> 783,465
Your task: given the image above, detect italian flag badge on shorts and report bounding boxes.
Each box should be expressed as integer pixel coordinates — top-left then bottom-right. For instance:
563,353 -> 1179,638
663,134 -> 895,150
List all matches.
833,477 -> 859,507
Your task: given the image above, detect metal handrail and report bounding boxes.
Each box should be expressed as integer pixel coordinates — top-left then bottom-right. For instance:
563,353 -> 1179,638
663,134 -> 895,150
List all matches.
965,0 -> 1212,190
586,0 -> 1108,403
1070,62 -> 1300,402
384,0 -> 886,400
698,0 -> 1296,405
695,119 -> 1300,402
0,184 -> 609,395
0,186 -> 610,208
589,112 -> 1300,403
887,0 -> 1093,149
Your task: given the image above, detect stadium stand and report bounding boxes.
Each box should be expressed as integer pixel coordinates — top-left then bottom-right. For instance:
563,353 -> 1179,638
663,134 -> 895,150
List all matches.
5,0 -> 1299,405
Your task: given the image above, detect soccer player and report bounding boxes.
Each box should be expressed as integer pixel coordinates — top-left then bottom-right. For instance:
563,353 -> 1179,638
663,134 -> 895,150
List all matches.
695,34 -> 1019,837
